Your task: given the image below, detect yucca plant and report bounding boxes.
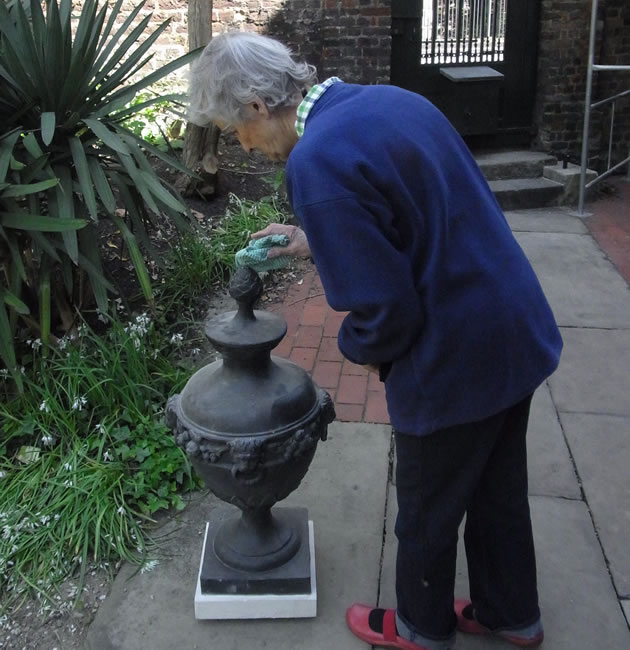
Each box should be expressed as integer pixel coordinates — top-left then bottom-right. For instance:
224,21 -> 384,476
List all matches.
0,135 -> 87,390
0,0 -> 200,385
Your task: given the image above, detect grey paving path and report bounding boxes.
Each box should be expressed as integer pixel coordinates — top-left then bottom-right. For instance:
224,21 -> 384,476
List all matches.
86,423 -> 391,650
86,206 -> 630,648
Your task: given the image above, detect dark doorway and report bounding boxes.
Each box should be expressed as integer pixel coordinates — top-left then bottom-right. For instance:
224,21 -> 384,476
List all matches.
392,0 -> 541,146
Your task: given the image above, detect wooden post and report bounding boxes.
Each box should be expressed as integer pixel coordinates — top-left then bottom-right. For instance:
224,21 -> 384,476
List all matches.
178,0 -> 219,197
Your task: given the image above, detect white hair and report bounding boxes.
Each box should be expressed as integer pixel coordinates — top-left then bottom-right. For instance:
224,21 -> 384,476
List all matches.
187,32 -> 317,127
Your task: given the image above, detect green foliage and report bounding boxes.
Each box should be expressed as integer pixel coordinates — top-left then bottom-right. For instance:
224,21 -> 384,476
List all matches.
0,0 -> 201,386
0,312 -> 199,611
263,169 -> 287,194
122,90 -> 186,153
157,194 -> 289,310
0,187 -> 293,611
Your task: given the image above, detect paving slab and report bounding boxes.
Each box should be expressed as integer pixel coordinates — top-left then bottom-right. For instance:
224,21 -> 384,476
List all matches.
549,327 -> 630,416
514,231 -> 630,328
379,490 -> 630,648
623,600 -> 630,627
560,412 -> 630,596
506,207 -> 588,234
86,422 -> 391,650
527,383 -> 580,499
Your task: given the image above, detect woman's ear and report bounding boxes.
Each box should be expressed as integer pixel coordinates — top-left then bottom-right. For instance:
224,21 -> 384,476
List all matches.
248,96 -> 270,118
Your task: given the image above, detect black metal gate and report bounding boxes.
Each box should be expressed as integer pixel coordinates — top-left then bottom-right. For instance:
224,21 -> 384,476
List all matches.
392,0 -> 541,145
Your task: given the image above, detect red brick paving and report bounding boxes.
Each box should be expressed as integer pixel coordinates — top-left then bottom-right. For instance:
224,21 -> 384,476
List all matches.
289,347 -> 317,372
272,270 -> 390,425
586,177 -> 630,286
337,374 -> 368,405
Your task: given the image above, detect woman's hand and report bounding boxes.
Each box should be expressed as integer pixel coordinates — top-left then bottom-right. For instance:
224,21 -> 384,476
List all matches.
251,223 -> 311,259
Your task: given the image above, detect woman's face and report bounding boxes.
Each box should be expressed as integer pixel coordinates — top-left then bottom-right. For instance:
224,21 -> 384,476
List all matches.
231,102 -> 298,162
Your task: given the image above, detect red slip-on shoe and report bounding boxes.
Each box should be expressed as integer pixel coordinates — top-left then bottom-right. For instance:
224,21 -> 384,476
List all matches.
345,604 -> 430,650
454,599 -> 544,647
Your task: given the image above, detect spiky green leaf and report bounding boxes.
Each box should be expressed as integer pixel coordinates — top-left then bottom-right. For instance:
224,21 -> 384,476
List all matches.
1,213 -> 87,231
87,157 -> 116,214
41,112 -> 56,146
69,137 -> 99,221
83,118 -> 129,153
2,178 -> 59,197
1,288 -> 30,315
112,214 -> 153,303
0,302 -> 22,392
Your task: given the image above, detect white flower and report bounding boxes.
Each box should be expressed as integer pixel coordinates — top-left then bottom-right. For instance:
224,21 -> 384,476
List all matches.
41,434 -> 55,447
57,336 -> 68,350
103,450 -> 113,462
191,348 -> 201,356
0,369 -> 9,379
136,313 -> 151,328
117,506 -> 125,515
63,479 -> 73,487
170,333 -> 183,345
63,463 -> 72,471
71,396 -> 87,411
140,559 -> 159,574
95,422 -> 106,434
0,471 -> 5,479
31,338 -> 42,351
39,400 -> 50,413
97,309 -> 108,323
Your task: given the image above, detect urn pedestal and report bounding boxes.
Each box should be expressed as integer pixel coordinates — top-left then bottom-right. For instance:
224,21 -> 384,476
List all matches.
166,267 -> 335,619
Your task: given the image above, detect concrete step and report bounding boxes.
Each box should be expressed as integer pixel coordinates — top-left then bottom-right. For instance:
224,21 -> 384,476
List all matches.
476,150 -> 558,181
489,177 -> 565,210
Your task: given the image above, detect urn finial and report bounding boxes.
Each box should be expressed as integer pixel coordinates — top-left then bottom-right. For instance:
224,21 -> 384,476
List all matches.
229,266 -> 263,318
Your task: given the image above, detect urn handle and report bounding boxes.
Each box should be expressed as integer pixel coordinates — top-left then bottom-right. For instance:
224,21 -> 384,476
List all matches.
318,388 -> 336,441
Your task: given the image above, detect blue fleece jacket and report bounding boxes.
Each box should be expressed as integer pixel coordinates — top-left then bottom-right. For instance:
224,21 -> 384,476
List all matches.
285,83 -> 562,435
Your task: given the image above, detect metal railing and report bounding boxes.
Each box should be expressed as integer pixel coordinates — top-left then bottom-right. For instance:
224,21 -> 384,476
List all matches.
420,0 -> 507,65
577,0 -> 630,215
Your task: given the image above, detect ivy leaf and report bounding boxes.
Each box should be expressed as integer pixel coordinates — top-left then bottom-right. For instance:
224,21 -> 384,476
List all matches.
135,447 -> 150,462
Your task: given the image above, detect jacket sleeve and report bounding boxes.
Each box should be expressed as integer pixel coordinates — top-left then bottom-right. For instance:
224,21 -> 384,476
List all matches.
294,195 -> 424,366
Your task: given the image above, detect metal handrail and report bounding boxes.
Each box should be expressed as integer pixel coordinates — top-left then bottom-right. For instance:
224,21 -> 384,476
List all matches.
577,0 -> 630,216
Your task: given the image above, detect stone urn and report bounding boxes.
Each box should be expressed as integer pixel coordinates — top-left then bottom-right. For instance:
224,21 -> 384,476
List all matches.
165,267 -> 335,617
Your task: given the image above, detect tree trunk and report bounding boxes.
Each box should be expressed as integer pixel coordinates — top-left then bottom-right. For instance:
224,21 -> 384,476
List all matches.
177,0 -> 218,197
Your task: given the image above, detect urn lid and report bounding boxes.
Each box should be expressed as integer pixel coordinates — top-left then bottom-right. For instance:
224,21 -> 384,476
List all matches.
174,267 -> 319,436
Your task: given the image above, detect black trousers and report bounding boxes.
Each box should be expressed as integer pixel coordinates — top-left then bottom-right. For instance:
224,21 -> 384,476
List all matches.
394,394 -> 540,640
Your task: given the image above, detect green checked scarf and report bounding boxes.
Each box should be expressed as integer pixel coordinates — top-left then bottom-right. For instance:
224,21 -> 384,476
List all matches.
295,77 -> 343,137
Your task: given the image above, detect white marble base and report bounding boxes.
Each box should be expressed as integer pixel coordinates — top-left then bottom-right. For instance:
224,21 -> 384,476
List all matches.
194,520 -> 317,620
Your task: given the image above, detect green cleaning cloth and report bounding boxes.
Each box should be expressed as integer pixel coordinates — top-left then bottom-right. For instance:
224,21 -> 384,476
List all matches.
234,234 -> 292,272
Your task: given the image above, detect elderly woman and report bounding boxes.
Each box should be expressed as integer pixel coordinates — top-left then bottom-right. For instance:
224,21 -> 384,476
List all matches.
188,32 -> 561,650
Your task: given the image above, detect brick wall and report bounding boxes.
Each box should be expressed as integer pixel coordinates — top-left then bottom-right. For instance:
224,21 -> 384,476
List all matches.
73,0 -> 630,163
319,0 -> 390,83
533,0 -> 630,169
213,0 -> 390,84
71,0 -> 192,76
